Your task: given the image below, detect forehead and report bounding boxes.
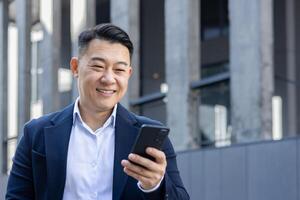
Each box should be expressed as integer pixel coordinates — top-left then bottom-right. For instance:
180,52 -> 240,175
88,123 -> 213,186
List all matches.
82,39 -> 130,60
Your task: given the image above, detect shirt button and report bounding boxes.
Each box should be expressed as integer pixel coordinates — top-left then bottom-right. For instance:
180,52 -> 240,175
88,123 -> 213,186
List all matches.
91,162 -> 97,167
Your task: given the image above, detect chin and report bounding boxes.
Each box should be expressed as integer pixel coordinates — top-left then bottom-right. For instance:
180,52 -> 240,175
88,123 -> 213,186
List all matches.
96,103 -> 115,111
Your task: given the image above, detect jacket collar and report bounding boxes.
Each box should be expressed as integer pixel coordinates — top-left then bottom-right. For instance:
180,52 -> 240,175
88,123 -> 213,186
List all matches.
49,103 -> 74,126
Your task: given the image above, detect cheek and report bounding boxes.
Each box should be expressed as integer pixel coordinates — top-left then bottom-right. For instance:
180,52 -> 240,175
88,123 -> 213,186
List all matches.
78,76 -> 97,95
81,73 -> 98,84
117,77 -> 129,89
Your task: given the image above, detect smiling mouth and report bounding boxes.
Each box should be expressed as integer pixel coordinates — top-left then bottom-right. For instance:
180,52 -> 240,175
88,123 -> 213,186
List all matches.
96,88 -> 116,94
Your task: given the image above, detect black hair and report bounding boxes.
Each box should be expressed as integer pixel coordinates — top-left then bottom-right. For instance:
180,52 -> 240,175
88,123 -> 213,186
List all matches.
78,23 -> 133,59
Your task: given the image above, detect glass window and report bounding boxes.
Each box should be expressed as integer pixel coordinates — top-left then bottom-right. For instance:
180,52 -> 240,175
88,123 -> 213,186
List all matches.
136,0 -> 166,122
202,62 -> 229,79
198,0 -> 230,148
96,0 -> 110,24
273,0 -> 300,137
201,0 -> 229,40
140,0 -> 165,95
198,80 -> 231,147
140,100 -> 167,125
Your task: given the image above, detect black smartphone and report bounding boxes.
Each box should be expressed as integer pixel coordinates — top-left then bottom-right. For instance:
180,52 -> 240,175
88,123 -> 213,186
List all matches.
131,124 -> 170,161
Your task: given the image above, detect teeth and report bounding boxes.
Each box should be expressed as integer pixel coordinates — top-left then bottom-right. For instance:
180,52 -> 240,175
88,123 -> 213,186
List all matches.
96,88 -> 115,94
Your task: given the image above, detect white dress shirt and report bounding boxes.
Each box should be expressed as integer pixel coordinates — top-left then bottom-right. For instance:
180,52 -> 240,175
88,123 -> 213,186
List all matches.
62,98 -> 163,200
63,98 -> 117,200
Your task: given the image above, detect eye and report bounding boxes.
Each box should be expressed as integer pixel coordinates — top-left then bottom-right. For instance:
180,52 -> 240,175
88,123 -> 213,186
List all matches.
92,65 -> 104,68
90,65 -> 104,71
115,68 -> 126,72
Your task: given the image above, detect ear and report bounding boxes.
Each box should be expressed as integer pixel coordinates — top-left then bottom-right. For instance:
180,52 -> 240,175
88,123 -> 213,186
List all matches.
128,66 -> 133,77
70,57 -> 79,78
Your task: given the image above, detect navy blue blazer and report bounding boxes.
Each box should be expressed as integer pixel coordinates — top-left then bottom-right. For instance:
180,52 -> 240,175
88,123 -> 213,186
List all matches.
6,103 -> 189,200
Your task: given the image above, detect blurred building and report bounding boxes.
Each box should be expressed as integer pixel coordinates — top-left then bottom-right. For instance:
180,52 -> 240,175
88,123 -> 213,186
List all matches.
0,0 -> 300,199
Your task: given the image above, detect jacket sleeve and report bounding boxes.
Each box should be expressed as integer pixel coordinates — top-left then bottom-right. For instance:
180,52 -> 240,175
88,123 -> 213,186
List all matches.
6,125 -> 35,200
142,137 -> 190,200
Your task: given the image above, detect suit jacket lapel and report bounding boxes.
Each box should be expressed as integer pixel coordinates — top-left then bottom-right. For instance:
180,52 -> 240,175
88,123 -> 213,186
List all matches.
113,104 -> 139,200
44,104 -> 74,200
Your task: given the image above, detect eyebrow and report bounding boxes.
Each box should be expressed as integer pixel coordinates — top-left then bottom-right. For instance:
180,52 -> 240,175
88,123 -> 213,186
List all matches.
90,57 -> 129,66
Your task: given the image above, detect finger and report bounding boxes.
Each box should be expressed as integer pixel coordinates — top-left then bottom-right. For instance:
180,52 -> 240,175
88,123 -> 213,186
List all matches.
123,167 -> 156,189
121,159 -> 152,178
146,148 -> 167,164
128,154 -> 159,171
128,154 -> 166,179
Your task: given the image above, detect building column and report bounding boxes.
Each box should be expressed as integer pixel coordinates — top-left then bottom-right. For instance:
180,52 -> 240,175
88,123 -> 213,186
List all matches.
0,175 -> 8,199
229,0 -> 274,142
286,0 -> 297,135
40,0 -> 61,114
295,0 -> 300,134
16,0 -> 32,136
70,0 -> 96,100
0,0 -> 9,173
110,0 -> 140,109
165,0 -> 200,151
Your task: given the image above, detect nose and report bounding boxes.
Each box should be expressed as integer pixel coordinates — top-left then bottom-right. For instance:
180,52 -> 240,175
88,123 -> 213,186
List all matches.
100,70 -> 115,84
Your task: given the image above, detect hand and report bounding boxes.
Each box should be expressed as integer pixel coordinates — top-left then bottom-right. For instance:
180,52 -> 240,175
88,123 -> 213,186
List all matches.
121,147 -> 167,190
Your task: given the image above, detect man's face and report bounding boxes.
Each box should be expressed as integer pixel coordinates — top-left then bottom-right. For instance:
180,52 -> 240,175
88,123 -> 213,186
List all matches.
70,39 -> 132,113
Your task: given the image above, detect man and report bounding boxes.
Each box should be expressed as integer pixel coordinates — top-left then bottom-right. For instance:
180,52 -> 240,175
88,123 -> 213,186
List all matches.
6,24 -> 189,200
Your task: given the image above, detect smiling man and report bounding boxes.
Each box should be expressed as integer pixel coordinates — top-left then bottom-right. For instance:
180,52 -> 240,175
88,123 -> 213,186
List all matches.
6,24 -> 189,200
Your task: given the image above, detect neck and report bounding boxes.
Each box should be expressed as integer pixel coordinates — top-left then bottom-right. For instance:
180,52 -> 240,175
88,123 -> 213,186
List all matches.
78,103 -> 114,131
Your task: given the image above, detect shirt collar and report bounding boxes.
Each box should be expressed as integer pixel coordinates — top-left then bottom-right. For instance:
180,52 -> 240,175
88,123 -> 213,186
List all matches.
73,97 -> 117,128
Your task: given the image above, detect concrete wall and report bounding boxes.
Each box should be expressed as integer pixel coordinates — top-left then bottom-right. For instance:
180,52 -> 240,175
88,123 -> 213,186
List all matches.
177,137 -> 300,200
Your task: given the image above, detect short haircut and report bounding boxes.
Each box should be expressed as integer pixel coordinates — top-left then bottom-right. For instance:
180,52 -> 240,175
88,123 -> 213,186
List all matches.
78,23 -> 133,59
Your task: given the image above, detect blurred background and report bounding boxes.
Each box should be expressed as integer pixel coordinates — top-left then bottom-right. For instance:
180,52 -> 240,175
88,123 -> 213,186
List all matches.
0,0 -> 300,199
